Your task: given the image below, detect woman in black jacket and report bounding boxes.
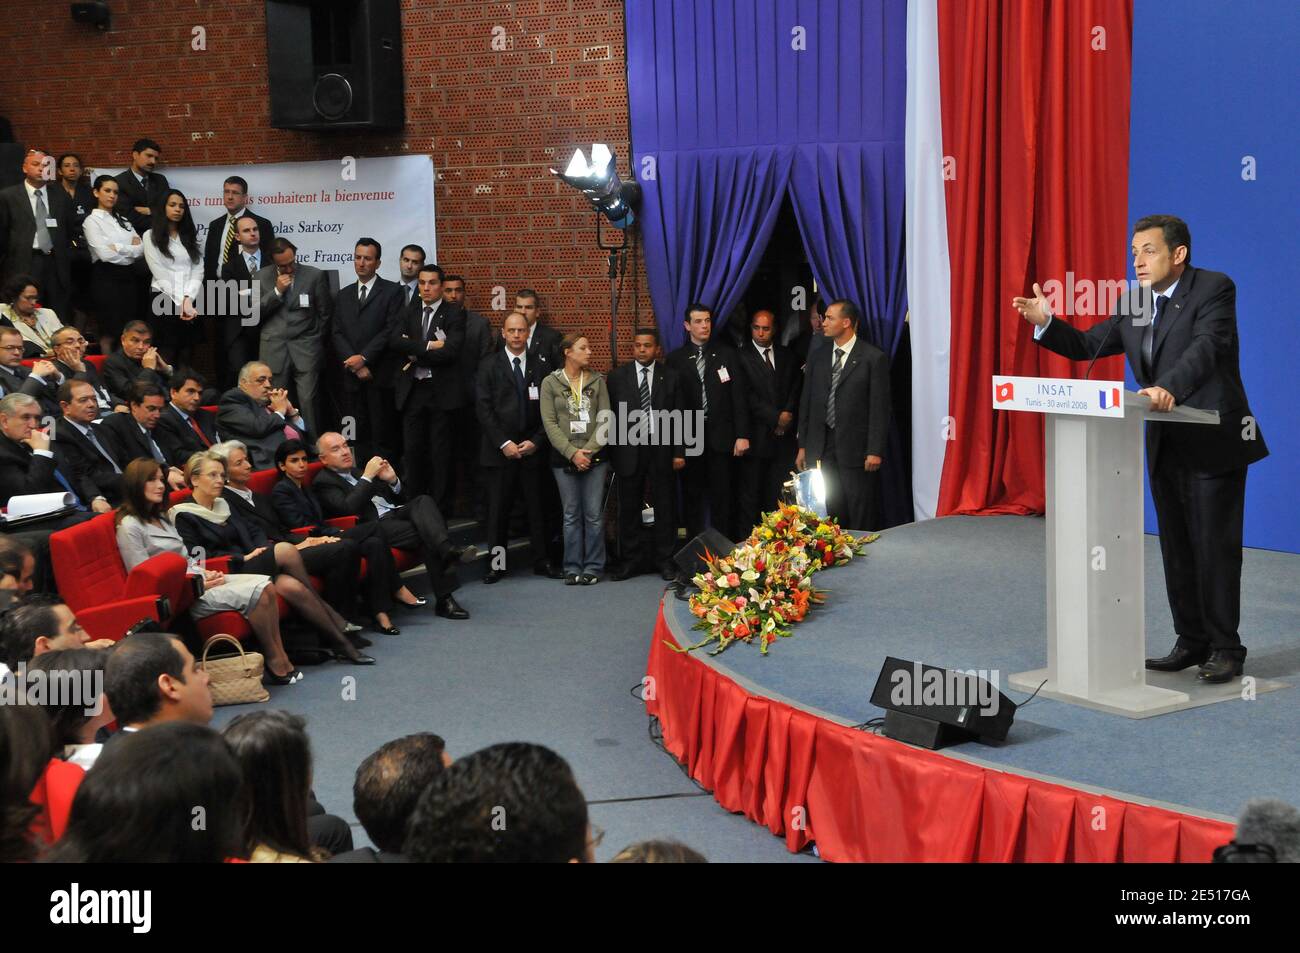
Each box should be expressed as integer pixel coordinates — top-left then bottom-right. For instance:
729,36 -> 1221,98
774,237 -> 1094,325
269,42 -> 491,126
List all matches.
172,450 -> 373,665
271,439 -> 422,630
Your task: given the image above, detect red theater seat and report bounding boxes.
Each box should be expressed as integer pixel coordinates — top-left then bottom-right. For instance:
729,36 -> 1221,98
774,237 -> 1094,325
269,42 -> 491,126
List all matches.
48,514 -> 182,641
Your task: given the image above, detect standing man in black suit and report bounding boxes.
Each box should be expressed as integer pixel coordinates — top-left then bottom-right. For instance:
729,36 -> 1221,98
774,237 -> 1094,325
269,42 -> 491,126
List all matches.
205,178 -> 275,390
390,264 -> 464,507
101,321 -> 172,407
443,273 -> 492,518
607,327 -> 686,580
154,369 -> 220,467
518,289 -> 562,370
313,431 -> 472,620
50,327 -> 121,417
49,380 -> 121,509
475,311 -> 552,584
217,214 -> 270,392
1015,215 -> 1269,684
0,326 -> 62,417
395,244 -> 424,308
113,139 -> 168,236
0,149 -> 73,321
666,303 -> 751,542
736,310 -> 802,527
796,299 -> 891,533
331,238 -> 404,464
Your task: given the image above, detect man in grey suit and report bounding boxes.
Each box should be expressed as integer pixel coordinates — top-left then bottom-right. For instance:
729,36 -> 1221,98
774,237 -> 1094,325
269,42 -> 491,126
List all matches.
0,149 -> 72,320
796,299 -> 891,531
216,361 -> 310,471
256,237 -> 330,433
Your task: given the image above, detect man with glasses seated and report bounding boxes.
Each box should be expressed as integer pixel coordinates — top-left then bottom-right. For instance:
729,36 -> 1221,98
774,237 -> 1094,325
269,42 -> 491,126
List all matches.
0,325 -> 62,418
50,326 -> 123,418
216,360 -> 310,471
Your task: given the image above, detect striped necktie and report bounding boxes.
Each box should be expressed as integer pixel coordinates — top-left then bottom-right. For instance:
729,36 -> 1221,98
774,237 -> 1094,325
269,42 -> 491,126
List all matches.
827,348 -> 844,429
221,216 -> 238,264
695,346 -> 708,415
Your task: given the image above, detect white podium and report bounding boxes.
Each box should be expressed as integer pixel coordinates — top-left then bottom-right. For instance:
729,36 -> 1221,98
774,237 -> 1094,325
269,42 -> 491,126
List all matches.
993,376 -> 1223,717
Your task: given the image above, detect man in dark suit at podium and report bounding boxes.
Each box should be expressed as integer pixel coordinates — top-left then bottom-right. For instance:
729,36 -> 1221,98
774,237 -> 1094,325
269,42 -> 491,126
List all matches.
796,300 -> 891,532
1014,215 -> 1269,683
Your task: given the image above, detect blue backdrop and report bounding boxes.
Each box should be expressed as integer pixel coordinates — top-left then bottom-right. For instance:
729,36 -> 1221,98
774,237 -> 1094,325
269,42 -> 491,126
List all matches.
1130,0 -> 1299,553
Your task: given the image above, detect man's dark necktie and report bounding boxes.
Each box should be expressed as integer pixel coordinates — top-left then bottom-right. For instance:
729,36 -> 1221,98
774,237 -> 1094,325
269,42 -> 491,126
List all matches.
764,347 -> 775,371
827,347 -> 844,429
695,346 -> 708,415
638,365 -> 652,413
1141,293 -> 1168,380
512,356 -> 526,430
358,284 -> 368,306
422,305 -> 433,340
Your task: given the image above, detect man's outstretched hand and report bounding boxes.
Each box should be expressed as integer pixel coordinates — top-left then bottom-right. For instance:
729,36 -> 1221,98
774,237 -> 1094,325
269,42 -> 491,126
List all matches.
1011,282 -> 1051,327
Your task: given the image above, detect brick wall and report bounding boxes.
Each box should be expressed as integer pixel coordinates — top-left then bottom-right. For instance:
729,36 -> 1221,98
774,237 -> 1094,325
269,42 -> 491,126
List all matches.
0,0 -> 651,366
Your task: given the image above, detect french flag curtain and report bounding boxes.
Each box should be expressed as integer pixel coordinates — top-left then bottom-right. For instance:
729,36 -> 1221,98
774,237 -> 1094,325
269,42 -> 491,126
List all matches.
909,0 -> 1132,519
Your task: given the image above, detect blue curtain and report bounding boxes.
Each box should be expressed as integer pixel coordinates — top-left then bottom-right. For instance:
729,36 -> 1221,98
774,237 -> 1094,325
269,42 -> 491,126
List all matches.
626,0 -> 911,522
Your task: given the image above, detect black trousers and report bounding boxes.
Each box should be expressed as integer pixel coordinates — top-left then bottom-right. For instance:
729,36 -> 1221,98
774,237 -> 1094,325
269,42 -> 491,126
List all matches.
149,292 -> 203,369
616,454 -> 678,568
90,260 -> 137,342
450,401 -> 484,518
297,536 -> 361,615
738,437 -> 796,530
28,252 -> 69,323
400,381 -> 453,506
338,522 -> 399,613
484,460 -> 547,569
373,495 -> 458,597
340,381 -> 400,466
821,429 -> 879,531
681,448 -> 740,543
1149,447 -> 1248,657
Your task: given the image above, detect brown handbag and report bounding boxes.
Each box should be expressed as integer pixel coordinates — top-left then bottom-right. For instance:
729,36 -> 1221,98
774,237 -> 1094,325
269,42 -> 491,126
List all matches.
200,634 -> 270,706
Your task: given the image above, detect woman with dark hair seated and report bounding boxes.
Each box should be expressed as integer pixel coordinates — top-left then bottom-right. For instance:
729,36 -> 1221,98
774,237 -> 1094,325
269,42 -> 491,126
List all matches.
271,439 -> 420,634
25,648 -> 115,771
172,451 -> 374,665
114,457 -> 301,685
222,709 -> 327,863
45,722 -> 248,863
0,275 -> 63,358
0,703 -> 53,863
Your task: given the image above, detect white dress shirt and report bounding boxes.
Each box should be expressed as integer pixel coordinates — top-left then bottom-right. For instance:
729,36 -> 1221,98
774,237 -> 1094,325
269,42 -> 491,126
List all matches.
83,209 -> 144,265
142,229 -> 204,305
357,275 -> 378,301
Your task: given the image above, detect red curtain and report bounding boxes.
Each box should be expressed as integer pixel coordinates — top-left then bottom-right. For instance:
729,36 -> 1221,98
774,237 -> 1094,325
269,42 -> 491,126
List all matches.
936,0 -> 1133,515
646,607 -> 1231,862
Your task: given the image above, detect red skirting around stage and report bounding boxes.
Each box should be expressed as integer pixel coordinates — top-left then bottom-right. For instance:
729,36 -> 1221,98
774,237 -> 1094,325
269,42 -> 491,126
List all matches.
645,604 -> 1233,862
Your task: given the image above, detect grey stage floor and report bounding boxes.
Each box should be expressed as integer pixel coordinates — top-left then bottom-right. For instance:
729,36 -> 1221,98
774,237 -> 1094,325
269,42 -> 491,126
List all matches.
672,515 -> 1299,820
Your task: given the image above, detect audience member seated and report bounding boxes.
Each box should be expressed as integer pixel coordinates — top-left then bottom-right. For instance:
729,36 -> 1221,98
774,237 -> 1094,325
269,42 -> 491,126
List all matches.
272,438 -> 417,634
26,648 -> 115,771
98,380 -> 187,489
311,431 -> 473,621
45,722 -> 246,863
0,326 -> 62,416
0,393 -> 97,530
0,275 -> 62,357
610,840 -> 708,863
0,593 -> 112,682
154,368 -> 220,467
101,320 -> 172,408
330,732 -> 451,863
50,379 -> 123,509
113,460 -> 299,685
0,537 -> 35,608
405,742 -> 594,863
171,450 -> 373,665
223,710 -> 349,863
50,326 -> 122,416
217,360 -> 309,470
0,703 -> 51,862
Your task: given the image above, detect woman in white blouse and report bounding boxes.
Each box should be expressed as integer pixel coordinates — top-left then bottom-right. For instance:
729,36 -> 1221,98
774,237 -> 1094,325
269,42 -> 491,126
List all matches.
0,275 -> 63,358
82,174 -> 144,356
142,189 -> 204,366
114,457 -> 303,686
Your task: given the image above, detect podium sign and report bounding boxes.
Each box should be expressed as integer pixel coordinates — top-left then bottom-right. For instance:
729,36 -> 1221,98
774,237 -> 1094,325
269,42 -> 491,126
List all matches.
997,376 -> 1220,717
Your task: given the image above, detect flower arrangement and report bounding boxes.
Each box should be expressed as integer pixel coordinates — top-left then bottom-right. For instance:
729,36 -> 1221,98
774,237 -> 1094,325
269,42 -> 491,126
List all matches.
674,504 -> 878,656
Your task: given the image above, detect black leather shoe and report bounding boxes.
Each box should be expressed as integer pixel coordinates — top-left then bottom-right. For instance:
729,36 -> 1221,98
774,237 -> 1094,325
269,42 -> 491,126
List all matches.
1197,651 -> 1244,684
435,595 -> 470,620
374,620 -> 400,636
534,561 -> 565,579
483,569 -> 505,584
334,651 -> 376,665
1144,645 -> 1209,672
446,545 -> 478,564
263,669 -> 303,686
